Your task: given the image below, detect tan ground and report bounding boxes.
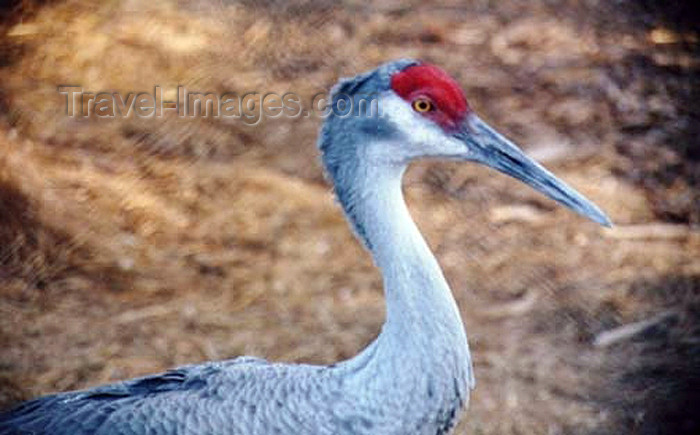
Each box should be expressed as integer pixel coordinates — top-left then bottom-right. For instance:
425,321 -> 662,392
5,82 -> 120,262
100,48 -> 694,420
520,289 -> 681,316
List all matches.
0,1 -> 698,434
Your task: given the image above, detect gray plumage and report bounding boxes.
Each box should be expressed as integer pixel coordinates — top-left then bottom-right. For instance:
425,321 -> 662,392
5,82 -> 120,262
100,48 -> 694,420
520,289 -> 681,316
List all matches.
1,58 -> 610,435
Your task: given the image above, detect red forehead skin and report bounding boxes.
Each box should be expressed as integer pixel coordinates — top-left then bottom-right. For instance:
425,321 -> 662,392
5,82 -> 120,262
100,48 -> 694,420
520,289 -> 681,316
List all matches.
390,64 -> 469,131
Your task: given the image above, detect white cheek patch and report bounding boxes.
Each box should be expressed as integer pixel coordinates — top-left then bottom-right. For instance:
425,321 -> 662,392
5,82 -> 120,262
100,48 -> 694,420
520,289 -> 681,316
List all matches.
380,93 -> 469,159
381,93 -> 442,143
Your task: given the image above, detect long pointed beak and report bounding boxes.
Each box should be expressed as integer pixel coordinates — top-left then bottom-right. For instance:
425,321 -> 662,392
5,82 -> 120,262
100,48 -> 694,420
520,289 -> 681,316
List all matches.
455,114 -> 612,227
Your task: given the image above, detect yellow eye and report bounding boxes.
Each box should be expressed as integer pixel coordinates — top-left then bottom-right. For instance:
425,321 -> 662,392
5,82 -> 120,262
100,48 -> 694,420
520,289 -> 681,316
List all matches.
412,98 -> 432,113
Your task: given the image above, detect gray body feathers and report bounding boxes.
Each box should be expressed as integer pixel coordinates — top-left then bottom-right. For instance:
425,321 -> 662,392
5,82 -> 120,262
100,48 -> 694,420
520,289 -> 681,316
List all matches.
1,358 -> 341,435
1,353 -> 465,435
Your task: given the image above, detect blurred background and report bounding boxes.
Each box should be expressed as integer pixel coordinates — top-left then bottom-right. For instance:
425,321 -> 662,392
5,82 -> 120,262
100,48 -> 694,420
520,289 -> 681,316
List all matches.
0,1 -> 698,433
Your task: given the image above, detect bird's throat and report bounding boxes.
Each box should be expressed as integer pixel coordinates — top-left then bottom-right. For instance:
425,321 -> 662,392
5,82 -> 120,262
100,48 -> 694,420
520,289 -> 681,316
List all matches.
332,159 -> 474,420
335,160 -> 470,371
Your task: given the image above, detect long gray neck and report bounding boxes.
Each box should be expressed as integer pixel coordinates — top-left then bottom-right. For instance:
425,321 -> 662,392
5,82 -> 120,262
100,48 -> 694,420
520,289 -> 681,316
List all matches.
329,156 -> 473,397
349,162 -> 461,333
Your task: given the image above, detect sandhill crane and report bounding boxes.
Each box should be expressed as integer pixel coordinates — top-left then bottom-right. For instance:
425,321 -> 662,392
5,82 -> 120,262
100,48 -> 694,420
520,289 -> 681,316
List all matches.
0,59 -> 610,435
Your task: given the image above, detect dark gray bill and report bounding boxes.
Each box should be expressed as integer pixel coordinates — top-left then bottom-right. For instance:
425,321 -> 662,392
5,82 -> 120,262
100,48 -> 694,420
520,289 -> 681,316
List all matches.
456,114 -> 612,227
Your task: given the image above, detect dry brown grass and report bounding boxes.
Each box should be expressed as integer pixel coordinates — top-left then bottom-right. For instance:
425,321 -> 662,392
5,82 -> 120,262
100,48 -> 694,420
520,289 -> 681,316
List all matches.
0,1 -> 698,434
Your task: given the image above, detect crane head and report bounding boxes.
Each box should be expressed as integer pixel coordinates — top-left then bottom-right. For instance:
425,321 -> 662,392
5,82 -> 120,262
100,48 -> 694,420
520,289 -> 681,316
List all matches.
320,59 -> 611,227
